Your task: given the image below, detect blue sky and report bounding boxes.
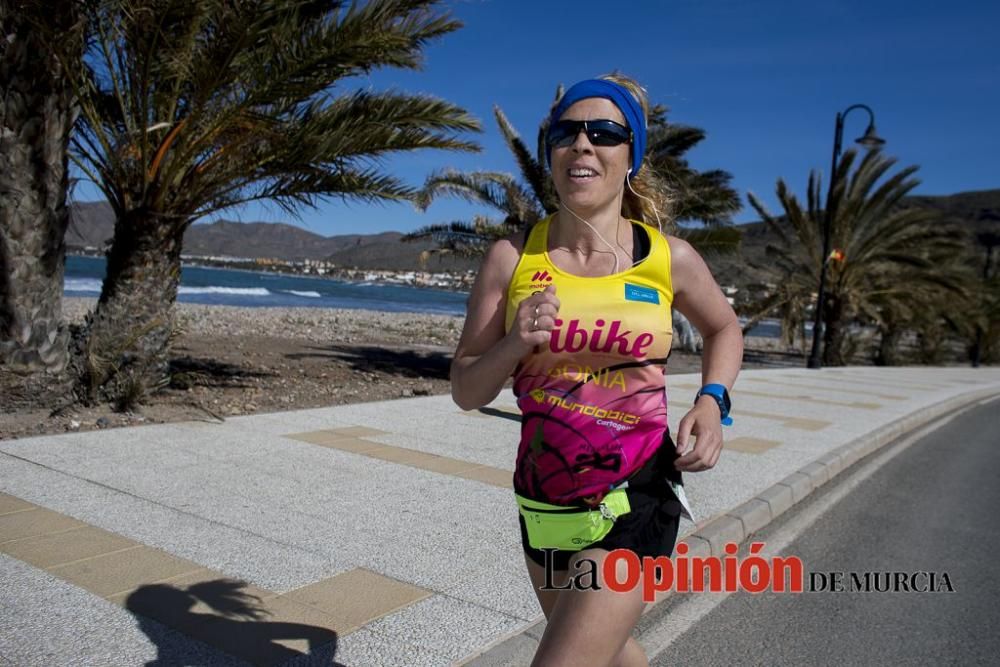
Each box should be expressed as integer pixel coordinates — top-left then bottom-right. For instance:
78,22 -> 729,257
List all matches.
72,0 -> 1000,237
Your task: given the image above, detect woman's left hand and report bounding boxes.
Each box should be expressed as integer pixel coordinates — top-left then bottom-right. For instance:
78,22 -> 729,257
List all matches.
673,396 -> 725,472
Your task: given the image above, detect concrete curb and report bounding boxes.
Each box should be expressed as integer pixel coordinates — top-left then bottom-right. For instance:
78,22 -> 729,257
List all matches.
691,386 -> 998,558
459,386 -> 1000,666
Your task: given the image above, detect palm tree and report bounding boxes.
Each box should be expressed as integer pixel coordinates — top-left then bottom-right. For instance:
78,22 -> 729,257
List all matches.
867,238 -> 975,366
407,99 -> 741,252
0,1 -> 85,401
404,105 -> 550,254
920,231 -> 1000,367
744,149 -> 968,366
64,0 -> 480,406
406,169 -> 541,257
967,231 -> 1000,365
644,105 -> 741,226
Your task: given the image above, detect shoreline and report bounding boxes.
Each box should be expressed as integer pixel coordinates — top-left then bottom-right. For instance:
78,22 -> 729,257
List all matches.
67,251 -> 477,293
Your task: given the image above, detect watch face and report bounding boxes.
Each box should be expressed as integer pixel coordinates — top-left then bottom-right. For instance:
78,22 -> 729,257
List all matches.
699,386 -> 730,416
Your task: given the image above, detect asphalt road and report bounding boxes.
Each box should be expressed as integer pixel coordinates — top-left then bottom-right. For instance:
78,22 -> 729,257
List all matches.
652,397 -> 1000,666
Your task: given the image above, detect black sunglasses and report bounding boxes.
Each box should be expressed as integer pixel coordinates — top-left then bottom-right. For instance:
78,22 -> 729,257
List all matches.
547,119 -> 632,148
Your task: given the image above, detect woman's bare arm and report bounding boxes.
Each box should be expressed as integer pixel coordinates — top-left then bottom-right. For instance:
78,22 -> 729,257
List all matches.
667,235 -> 744,471
450,236 -> 561,410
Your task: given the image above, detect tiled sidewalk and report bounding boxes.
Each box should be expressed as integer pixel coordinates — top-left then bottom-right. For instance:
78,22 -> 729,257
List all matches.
2,366 -> 999,666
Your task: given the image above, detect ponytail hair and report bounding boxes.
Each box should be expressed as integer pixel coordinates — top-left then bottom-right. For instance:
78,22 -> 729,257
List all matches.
599,72 -> 675,234
622,164 -> 674,235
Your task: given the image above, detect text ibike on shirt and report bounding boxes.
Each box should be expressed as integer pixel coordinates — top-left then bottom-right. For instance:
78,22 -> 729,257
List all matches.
549,319 -> 655,358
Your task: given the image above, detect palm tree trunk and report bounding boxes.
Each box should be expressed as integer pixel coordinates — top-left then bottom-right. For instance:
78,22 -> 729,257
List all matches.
875,326 -> 902,366
0,210 -> 70,374
0,2 -> 79,391
78,212 -> 185,405
822,295 -> 847,366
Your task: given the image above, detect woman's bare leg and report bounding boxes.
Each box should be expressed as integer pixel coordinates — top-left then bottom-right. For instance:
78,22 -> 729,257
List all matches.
524,553 -> 567,618
524,549 -> 648,667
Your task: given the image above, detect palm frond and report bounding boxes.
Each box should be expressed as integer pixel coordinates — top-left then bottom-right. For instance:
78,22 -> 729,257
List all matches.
417,169 -> 521,212
644,108 -> 740,225
494,105 -> 553,211
676,225 -> 742,256
71,0 -> 481,227
750,148 -> 970,364
403,217 -> 515,256
646,124 -> 706,161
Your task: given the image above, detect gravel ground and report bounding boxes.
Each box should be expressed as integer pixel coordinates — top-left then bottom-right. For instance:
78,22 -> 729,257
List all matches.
0,298 -> 797,441
60,298 -> 466,349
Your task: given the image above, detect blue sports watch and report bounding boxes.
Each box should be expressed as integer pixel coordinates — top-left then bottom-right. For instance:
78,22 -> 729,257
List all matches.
695,384 -> 733,426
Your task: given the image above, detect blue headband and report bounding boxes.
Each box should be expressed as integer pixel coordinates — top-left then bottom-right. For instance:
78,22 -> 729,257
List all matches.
547,79 -> 646,177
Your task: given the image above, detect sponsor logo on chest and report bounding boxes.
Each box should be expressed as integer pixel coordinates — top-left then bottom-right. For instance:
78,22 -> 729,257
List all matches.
550,319 -> 654,358
528,270 -> 554,291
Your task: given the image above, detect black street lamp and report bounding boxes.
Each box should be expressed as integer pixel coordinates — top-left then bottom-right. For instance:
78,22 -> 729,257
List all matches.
807,104 -> 885,369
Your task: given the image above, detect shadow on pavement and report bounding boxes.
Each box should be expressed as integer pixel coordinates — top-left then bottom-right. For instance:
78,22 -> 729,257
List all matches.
477,407 -> 520,422
125,579 -> 346,666
287,344 -> 452,379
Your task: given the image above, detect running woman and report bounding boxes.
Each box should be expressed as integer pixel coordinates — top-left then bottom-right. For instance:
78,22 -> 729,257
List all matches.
451,74 -> 743,667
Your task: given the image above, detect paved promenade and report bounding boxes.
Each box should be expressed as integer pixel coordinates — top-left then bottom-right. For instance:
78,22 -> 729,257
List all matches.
2,366 -> 999,666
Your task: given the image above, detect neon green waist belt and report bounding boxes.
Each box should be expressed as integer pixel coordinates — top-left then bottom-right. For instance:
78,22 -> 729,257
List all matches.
515,489 -> 631,551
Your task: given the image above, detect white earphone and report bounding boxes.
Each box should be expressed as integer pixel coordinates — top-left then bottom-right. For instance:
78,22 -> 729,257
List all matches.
558,166 -> 662,275
560,205 -> 622,274
625,168 -> 662,235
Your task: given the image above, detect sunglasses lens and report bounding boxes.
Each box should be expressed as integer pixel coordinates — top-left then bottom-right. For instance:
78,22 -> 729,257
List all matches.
548,120 -> 630,148
589,126 -> 629,146
548,122 -> 579,147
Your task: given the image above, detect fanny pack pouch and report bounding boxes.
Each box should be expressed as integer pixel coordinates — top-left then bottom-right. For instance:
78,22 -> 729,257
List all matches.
515,489 -> 631,550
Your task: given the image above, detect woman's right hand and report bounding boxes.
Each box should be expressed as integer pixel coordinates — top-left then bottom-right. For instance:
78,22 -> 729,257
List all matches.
506,285 -> 560,355
451,236 -> 555,410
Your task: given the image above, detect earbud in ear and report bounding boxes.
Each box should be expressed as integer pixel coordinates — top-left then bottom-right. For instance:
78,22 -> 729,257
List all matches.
627,167 -> 633,175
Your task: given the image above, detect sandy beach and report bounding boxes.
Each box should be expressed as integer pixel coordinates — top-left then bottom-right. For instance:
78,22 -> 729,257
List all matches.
0,297 -> 800,440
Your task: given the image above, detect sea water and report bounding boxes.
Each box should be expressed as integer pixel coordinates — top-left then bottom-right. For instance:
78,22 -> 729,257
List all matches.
64,255 -> 784,337
64,255 -> 468,316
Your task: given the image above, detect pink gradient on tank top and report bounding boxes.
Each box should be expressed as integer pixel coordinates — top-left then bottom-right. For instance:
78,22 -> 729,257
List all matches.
513,377 -> 668,503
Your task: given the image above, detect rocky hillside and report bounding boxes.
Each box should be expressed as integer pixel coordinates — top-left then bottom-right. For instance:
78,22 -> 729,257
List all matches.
705,188 -> 1000,287
67,188 -> 999,279
66,202 -> 479,272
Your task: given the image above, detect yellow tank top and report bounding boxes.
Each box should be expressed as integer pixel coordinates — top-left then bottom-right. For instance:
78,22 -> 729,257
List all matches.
505,215 -> 674,504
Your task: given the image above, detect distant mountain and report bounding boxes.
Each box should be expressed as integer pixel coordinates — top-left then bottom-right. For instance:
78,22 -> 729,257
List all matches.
182,220 -> 403,261
66,201 -> 115,248
705,188 -> 1000,287
905,189 -> 1000,234
65,202 -> 479,272
67,188 -> 999,278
